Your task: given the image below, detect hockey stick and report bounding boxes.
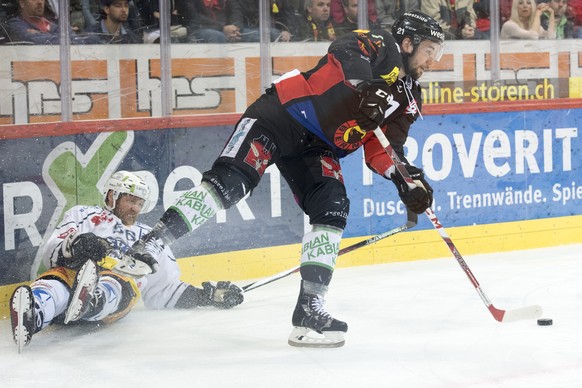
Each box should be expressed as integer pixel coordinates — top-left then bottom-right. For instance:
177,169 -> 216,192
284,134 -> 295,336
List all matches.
372,127 -> 542,323
242,210 -> 418,292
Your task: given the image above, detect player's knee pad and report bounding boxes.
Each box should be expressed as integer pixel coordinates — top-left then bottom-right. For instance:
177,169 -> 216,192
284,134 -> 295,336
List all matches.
31,278 -> 71,330
202,163 -> 255,209
304,182 -> 350,230
92,271 -> 140,324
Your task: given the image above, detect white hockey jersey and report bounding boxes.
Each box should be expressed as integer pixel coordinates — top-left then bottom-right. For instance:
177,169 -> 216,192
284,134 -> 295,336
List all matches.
43,205 -> 190,309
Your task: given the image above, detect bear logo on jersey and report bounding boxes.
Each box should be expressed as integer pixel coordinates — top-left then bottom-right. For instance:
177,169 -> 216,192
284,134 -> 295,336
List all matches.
333,120 -> 372,152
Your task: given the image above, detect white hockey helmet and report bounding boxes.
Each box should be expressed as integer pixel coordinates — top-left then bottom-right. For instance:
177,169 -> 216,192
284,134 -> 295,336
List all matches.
103,170 -> 150,211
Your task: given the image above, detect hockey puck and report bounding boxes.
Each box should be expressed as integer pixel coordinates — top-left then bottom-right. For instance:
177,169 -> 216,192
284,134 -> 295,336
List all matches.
537,318 -> 553,326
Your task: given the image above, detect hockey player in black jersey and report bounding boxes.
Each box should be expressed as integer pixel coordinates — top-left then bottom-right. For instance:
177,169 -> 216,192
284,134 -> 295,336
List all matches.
133,11 -> 445,348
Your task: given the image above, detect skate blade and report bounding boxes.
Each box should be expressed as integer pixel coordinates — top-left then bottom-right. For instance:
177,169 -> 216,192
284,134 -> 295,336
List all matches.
288,326 -> 346,348
11,286 -> 34,353
64,261 -> 98,324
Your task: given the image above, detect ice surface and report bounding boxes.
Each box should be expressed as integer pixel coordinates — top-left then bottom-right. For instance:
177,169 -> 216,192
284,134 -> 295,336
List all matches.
1,244 -> 581,388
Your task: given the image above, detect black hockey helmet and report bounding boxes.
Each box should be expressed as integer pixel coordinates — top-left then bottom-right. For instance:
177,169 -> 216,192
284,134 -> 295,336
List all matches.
392,11 -> 445,61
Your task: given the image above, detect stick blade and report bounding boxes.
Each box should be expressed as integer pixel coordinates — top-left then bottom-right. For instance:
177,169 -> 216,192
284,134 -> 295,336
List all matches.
492,304 -> 543,322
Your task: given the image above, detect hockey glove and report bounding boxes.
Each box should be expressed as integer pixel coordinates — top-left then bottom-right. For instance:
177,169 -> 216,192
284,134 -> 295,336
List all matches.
355,80 -> 392,131
129,237 -> 160,274
202,281 -> 244,309
174,282 -> 244,309
390,165 -> 434,214
59,232 -> 110,270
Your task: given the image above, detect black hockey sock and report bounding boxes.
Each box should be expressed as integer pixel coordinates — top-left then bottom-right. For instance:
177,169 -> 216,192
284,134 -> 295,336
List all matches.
159,208 -> 190,241
300,265 -> 333,286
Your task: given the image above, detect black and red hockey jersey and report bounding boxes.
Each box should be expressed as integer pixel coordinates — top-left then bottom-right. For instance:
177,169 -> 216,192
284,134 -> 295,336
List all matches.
273,29 -> 422,160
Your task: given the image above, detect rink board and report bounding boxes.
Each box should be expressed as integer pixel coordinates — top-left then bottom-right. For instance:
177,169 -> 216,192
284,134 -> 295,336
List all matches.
175,214 -> 582,286
0,102 -> 581,317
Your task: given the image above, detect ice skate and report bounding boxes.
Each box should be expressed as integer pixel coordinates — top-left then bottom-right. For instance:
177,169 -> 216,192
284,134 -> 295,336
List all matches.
64,260 -> 99,324
288,281 -> 348,348
10,285 -> 36,353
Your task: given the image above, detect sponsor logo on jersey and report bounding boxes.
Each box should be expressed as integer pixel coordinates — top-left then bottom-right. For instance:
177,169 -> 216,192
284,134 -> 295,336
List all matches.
358,40 -> 370,57
320,155 -> 344,183
91,211 -> 114,226
243,135 -> 276,176
57,227 -> 77,239
405,98 -> 419,116
380,66 -> 400,86
333,120 -> 371,152
369,33 -> 385,48
222,118 -> 256,158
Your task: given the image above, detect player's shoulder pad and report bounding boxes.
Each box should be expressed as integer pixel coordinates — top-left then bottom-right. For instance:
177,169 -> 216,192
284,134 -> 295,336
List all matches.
364,30 -> 403,85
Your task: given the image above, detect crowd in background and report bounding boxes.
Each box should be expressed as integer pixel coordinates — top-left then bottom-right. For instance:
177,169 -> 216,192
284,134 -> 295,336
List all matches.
0,0 -> 580,45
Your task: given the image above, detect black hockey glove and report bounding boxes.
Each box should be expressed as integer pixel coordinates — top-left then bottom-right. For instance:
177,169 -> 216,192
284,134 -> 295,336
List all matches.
174,282 -> 244,309
59,232 -> 110,270
355,80 -> 392,131
202,281 -> 244,309
390,165 -> 434,214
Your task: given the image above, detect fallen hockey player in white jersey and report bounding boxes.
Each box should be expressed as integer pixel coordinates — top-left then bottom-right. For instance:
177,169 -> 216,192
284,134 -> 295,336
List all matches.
10,171 -> 244,352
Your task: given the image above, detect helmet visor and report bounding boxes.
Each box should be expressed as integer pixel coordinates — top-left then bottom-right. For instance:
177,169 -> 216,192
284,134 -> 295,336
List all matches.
420,39 -> 444,62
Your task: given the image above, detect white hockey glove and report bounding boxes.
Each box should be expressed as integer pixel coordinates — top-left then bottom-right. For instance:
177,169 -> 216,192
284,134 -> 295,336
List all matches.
58,232 -> 110,270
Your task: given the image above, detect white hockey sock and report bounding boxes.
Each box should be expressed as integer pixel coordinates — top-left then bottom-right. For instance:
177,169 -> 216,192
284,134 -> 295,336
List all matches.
31,279 -> 70,330
168,181 -> 222,232
83,276 -> 123,321
300,225 -> 343,271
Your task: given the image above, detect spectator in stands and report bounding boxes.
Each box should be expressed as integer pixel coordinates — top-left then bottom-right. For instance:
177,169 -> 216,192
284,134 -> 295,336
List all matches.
421,0 -> 483,39
472,0 -> 490,38
44,0 -> 85,32
133,0 -> 157,39
374,0 -> 396,26
500,0 -> 514,24
85,0 -> 142,43
294,0 -> 336,41
331,0 -> 377,24
540,0 -> 574,38
136,0 -> 188,43
7,0 -> 99,43
334,0 -> 378,37
500,0 -> 555,38
81,0 -> 101,29
375,0 -> 420,28
227,0 -> 286,42
177,0 -> 241,43
274,0 -> 306,40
